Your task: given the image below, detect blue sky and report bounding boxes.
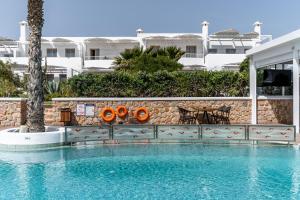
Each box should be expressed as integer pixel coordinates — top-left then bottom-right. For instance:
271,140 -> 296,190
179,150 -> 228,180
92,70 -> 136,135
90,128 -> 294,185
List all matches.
1,0 -> 300,39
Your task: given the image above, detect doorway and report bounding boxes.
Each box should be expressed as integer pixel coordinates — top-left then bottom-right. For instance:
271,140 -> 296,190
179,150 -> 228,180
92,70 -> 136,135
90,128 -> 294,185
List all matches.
90,49 -> 100,60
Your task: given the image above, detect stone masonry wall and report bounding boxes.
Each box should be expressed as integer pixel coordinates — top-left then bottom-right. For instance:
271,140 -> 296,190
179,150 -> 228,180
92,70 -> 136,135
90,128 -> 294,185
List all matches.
257,99 -> 293,124
0,99 -> 27,127
0,98 -> 293,128
45,98 -> 252,126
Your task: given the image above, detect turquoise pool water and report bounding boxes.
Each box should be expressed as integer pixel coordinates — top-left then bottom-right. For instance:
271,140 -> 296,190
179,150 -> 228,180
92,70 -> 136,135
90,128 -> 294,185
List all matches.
0,144 -> 299,200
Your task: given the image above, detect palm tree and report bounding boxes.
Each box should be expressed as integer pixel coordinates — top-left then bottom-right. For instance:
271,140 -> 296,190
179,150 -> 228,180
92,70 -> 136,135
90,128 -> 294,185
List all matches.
113,46 -> 144,69
26,0 -> 45,132
114,46 -> 185,70
163,46 -> 185,61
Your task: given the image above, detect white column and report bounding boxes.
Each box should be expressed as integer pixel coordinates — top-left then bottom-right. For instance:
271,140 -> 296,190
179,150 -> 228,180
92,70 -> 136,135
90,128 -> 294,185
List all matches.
81,42 -> 86,70
19,21 -> 28,42
13,49 -> 17,58
253,21 -> 262,42
293,49 -> 300,133
140,38 -> 146,50
202,21 -> 209,57
249,57 -> 257,124
67,68 -> 73,78
54,73 -> 60,82
77,42 -> 86,73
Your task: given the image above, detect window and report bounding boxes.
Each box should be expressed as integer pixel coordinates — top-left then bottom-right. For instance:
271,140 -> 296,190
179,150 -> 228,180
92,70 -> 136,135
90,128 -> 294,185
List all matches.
208,49 -> 218,54
186,46 -> 197,57
226,49 -> 236,54
59,74 -> 67,82
46,74 -> 54,82
65,48 -> 75,57
244,48 -> 250,53
3,53 -> 13,57
47,48 -> 57,57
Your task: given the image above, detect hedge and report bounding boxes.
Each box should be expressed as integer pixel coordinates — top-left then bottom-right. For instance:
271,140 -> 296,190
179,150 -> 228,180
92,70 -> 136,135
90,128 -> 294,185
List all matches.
67,70 -> 249,97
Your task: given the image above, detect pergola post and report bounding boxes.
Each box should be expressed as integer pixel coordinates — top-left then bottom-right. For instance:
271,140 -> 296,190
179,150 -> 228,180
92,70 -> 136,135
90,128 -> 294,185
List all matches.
293,49 -> 300,133
249,57 -> 257,124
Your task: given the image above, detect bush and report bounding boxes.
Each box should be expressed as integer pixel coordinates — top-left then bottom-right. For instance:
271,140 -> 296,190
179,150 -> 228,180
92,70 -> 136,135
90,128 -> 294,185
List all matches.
0,61 -> 22,97
44,81 -> 76,101
67,70 -> 249,97
114,46 -> 184,72
127,54 -> 184,73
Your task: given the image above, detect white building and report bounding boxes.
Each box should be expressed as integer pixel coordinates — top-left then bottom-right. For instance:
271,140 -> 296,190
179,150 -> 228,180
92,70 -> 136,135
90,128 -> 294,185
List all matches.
0,21 -> 271,80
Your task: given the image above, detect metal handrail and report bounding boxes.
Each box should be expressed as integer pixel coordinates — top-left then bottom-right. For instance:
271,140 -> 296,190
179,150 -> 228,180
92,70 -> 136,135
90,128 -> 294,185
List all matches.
183,53 -> 203,58
85,56 -> 114,60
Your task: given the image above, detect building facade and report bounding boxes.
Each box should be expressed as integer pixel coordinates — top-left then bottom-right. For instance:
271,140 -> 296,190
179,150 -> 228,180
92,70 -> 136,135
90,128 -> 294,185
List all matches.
0,21 -> 272,80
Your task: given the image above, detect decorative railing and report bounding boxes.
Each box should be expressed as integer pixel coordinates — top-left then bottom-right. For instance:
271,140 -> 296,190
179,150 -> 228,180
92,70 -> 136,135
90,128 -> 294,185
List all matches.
113,125 -> 155,140
183,53 -> 203,58
157,125 -> 199,140
248,125 -> 295,141
201,125 -> 246,140
65,126 -> 110,142
65,124 -> 296,144
85,56 -> 114,60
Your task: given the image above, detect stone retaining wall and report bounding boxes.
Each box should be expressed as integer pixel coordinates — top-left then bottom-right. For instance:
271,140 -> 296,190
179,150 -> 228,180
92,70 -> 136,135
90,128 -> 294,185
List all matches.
0,97 -> 293,128
45,98 -> 252,126
257,99 -> 293,124
44,97 -> 293,126
0,98 -> 27,127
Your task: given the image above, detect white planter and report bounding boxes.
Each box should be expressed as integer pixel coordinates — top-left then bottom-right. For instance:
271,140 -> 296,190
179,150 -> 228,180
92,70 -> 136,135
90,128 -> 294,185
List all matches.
0,126 -> 65,146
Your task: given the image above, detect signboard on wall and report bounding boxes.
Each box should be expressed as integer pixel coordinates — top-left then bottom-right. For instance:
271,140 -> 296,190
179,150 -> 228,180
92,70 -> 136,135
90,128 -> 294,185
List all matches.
85,104 -> 95,117
76,104 -> 85,116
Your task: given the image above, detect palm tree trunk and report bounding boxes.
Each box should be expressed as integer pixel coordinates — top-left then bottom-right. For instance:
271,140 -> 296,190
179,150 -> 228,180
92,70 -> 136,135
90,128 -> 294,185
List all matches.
26,0 -> 45,132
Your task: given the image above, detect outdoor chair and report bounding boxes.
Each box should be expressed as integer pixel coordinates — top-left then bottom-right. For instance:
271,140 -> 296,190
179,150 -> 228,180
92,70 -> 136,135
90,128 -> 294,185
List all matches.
211,106 -> 226,124
177,106 -> 197,124
195,112 -> 204,124
222,106 -> 231,124
212,106 -> 231,124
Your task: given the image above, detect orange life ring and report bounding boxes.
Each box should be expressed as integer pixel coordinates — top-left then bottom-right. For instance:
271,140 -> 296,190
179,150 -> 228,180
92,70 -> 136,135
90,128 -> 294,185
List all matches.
116,105 -> 128,118
100,107 -> 116,123
134,107 -> 150,123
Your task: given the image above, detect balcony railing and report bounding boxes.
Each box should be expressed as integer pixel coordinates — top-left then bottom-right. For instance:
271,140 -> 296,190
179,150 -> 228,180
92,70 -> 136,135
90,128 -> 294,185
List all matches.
183,53 -> 203,58
85,56 -> 114,60
0,53 -> 13,58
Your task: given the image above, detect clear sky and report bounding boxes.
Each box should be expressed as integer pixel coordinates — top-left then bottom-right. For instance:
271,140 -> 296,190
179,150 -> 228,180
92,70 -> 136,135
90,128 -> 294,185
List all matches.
1,0 -> 300,39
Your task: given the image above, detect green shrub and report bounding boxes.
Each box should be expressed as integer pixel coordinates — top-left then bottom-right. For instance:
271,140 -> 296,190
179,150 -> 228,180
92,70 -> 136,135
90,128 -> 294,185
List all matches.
114,46 -> 184,72
67,70 -> 249,97
44,81 -> 76,100
0,61 -> 22,97
128,54 -> 183,73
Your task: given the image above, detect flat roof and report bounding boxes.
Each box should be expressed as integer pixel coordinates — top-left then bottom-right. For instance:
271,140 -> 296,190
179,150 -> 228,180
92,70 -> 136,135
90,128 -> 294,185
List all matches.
41,37 -> 139,43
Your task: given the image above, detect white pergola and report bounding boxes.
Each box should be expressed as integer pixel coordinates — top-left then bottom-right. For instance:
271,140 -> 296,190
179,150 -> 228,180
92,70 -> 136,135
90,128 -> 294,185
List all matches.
247,29 -> 300,133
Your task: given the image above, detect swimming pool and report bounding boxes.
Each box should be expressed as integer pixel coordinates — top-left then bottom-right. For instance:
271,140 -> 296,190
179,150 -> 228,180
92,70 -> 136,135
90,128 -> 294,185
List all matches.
0,144 -> 299,200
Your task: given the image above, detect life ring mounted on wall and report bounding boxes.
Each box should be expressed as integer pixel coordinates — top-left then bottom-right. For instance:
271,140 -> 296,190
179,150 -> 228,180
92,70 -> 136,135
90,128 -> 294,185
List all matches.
100,107 -> 116,123
116,105 -> 128,119
134,107 -> 150,123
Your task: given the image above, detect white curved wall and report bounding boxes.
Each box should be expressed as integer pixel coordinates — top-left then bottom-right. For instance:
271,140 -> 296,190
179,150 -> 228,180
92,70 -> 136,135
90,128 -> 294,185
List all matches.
0,127 -> 65,146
